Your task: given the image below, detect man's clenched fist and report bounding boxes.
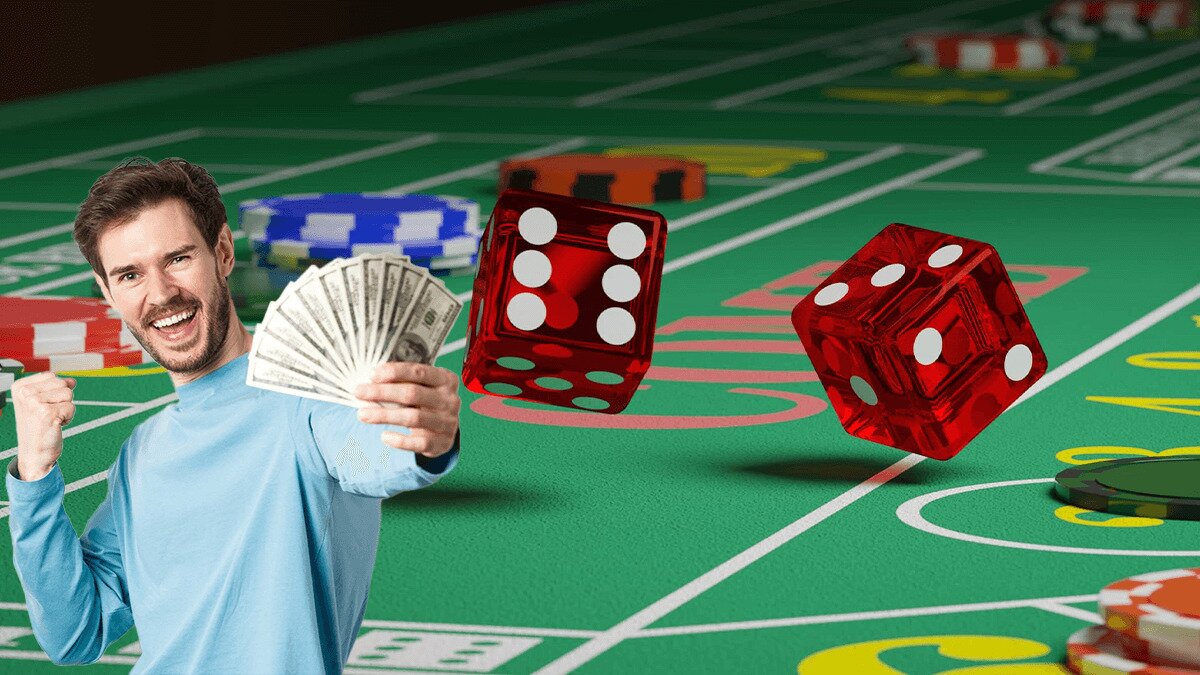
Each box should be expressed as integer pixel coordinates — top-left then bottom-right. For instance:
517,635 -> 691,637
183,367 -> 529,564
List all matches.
11,373 -> 76,482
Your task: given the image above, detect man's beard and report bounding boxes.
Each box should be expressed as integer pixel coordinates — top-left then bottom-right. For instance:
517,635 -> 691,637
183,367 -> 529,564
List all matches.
128,273 -> 232,375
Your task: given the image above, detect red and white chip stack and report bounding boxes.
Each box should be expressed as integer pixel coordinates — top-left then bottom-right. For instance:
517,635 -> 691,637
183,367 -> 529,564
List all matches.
905,33 -> 1068,71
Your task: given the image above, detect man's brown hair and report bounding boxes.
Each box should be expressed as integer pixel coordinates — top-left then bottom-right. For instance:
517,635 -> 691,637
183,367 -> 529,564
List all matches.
74,158 -> 227,283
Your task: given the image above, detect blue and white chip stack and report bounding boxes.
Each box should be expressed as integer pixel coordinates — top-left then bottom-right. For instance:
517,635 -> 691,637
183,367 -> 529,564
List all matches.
240,193 -> 483,276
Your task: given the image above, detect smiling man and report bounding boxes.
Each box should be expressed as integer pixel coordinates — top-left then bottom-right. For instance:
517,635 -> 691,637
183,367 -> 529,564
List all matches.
6,158 -> 461,673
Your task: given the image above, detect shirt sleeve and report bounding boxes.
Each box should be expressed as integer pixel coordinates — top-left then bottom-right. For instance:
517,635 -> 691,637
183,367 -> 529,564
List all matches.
297,399 -> 459,498
5,455 -> 134,665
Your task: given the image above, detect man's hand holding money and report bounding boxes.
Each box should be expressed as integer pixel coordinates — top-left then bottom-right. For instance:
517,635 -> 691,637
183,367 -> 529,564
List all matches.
354,362 -> 460,459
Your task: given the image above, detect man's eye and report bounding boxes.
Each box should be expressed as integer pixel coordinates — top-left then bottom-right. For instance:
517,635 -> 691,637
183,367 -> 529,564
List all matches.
121,273 -> 138,282
171,256 -> 189,264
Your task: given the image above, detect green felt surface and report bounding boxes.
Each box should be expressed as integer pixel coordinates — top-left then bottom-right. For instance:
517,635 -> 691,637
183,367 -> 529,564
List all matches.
1,0 -> 1199,671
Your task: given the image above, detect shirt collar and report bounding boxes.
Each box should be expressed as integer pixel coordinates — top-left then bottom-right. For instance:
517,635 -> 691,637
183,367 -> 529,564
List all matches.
174,353 -> 249,410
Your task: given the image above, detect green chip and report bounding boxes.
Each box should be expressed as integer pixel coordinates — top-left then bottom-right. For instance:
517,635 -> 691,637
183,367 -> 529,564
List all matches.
0,358 -> 24,376
1053,456 -> 1200,520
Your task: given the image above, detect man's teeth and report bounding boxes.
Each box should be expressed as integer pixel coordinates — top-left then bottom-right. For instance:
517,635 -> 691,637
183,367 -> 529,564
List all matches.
153,310 -> 196,329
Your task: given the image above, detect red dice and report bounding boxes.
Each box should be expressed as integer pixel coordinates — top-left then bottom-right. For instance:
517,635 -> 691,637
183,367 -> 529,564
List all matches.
462,189 -> 667,413
791,223 -> 1047,460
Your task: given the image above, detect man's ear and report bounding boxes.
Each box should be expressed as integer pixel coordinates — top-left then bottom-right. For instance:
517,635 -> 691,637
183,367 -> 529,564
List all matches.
93,271 -> 115,306
215,223 -> 236,278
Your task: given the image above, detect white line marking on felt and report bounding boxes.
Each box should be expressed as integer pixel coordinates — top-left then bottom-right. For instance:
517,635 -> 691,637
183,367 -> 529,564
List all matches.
1030,601 -> 1102,624
0,128 -> 205,181
0,222 -> 75,250
352,0 -> 824,102
1029,98 -> 1200,173
1088,63 -> 1200,115
711,53 -> 900,109
219,134 -> 441,193
1005,42 -> 1200,116
573,0 -> 1015,107
0,202 -> 79,212
633,594 -> 1100,638
1012,280 -> 1200,406
897,478 -> 1200,556
383,138 -> 589,194
663,150 -> 983,273
533,454 -> 927,675
360,619 -> 601,639
72,400 -> 142,408
908,181 -> 1200,197
1129,142 -> 1200,182
670,145 -> 904,231
710,12 -> 1033,110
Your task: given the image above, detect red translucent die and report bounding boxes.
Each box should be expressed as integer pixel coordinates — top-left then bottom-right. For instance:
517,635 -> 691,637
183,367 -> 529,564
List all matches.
462,189 -> 667,413
791,223 -> 1047,460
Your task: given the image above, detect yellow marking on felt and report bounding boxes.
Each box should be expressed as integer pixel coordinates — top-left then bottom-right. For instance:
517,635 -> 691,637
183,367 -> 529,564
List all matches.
603,144 -> 827,178
1068,43 -> 1095,61
1054,505 -> 1162,528
797,635 -> 1055,674
59,364 -> 166,378
1056,444 -> 1200,465
894,64 -> 1077,80
1191,314 -> 1200,327
1127,350 -> 1200,370
824,87 -> 1010,105
1085,396 -> 1200,417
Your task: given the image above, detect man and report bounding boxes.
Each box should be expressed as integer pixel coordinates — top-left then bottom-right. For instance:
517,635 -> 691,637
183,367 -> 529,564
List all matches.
6,158 -> 461,673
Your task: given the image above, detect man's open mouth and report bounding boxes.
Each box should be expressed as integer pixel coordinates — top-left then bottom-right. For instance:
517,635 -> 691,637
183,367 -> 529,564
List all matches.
150,308 -> 199,340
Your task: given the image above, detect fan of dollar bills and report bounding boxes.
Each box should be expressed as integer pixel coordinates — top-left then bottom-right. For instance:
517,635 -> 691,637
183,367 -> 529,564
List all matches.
246,254 -> 463,407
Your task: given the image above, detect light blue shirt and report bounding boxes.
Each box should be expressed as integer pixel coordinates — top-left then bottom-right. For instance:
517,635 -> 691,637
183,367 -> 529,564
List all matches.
5,354 -> 457,673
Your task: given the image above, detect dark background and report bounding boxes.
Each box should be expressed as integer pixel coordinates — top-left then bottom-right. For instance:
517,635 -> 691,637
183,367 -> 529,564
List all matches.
1,0 -> 562,103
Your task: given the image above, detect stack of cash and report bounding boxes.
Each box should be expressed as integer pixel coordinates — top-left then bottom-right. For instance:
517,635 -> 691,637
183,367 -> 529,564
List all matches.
246,254 -> 462,407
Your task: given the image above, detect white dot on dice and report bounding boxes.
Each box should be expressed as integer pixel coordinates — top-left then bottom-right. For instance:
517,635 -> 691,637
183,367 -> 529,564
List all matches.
928,244 -> 963,268
814,282 -> 849,306
518,207 -> 557,245
602,265 -> 641,302
1005,344 -> 1033,381
871,263 -> 905,287
596,307 -> 636,345
507,292 -> 547,331
513,250 -> 552,288
608,222 -> 646,260
913,327 -> 943,365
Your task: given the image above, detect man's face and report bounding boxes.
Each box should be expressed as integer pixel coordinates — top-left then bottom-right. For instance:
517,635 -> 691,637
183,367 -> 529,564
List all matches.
96,200 -> 234,375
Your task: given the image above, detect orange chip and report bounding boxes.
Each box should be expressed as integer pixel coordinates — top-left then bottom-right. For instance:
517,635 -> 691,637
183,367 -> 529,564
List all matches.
498,154 -> 705,205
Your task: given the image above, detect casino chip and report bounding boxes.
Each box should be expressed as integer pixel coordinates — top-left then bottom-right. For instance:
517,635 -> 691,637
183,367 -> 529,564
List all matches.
905,33 -> 1067,71
7,344 -> 154,374
0,296 -> 124,342
1099,568 -> 1200,664
252,238 -> 479,277
1054,456 -> 1200,520
497,154 -> 706,204
252,234 -> 481,262
239,193 -> 481,244
1067,624 -> 1200,674
1036,0 -> 1197,42
242,193 -> 482,278
0,359 -> 21,412
227,260 -> 300,324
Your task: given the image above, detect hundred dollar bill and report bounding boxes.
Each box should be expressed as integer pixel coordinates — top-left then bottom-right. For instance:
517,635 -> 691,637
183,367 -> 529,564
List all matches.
247,331 -> 359,407
383,270 -> 463,365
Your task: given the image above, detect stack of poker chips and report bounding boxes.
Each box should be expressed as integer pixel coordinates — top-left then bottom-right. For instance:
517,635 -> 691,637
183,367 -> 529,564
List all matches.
0,296 -> 153,376
1066,568 -> 1200,673
0,358 -> 23,412
240,193 -> 482,280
